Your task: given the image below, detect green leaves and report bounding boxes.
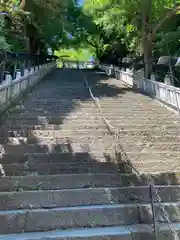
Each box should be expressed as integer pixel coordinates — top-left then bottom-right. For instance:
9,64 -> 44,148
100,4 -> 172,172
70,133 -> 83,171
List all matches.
55,48 -> 94,61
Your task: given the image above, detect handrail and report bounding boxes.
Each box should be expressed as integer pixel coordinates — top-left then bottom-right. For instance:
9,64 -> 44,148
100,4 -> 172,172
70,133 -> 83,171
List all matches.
0,51 -> 57,83
99,64 -> 180,112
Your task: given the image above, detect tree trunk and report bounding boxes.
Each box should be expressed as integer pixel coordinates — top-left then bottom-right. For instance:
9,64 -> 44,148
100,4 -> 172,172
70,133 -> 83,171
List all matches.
144,34 -> 153,79
143,0 -> 152,79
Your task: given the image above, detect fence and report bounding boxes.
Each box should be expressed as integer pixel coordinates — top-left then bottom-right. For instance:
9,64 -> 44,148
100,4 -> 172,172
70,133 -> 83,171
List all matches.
0,51 -> 57,113
99,64 -> 180,112
58,60 -> 96,69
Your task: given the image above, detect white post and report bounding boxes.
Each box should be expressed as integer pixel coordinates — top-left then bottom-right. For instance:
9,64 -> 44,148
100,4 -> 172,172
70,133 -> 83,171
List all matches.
150,73 -> 156,81
5,74 -> 12,85
16,71 -> 21,80
164,75 -> 172,85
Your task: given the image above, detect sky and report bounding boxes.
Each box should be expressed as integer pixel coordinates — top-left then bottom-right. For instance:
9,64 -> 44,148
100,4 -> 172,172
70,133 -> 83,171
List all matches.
78,0 -> 84,6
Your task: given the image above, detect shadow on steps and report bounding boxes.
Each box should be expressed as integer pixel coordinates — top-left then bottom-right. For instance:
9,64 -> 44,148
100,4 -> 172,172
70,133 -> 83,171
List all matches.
0,68 -> 179,236
0,139 -> 179,235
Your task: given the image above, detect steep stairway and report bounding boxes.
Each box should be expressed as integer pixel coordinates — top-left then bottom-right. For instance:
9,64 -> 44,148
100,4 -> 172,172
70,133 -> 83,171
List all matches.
0,68 -> 180,239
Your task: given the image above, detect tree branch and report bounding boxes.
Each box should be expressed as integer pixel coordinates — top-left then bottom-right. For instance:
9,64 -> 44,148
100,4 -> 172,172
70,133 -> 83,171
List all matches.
20,0 -> 26,10
152,3 -> 180,37
86,38 -> 98,48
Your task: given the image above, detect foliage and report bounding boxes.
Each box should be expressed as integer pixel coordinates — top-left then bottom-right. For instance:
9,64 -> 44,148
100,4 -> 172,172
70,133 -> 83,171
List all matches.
55,47 -> 94,61
0,15 -> 9,50
0,0 -> 80,52
82,0 -> 180,56
1,0 -> 180,65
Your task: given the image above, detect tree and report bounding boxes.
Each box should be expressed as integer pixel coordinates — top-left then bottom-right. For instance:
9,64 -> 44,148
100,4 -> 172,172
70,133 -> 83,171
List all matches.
81,0 -> 180,76
0,14 -> 10,50
1,0 -> 80,53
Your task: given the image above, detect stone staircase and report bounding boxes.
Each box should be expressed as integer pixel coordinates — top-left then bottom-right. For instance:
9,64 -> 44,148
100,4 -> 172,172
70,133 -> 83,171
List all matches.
0,68 -> 180,239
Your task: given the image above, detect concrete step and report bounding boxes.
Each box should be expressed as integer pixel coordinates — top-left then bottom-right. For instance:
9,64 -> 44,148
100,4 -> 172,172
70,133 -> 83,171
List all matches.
0,187 -> 141,210
119,135 -> 180,143
11,105 -> 170,112
1,129 -> 107,138
1,136 -> 111,145
115,129 -> 180,137
0,124 -> 105,131
1,161 -> 130,176
4,116 -> 180,125
5,111 -> 178,120
120,172 -> 180,186
127,152 -> 180,162
0,152 -> 105,164
1,185 -> 180,210
0,224 -> 179,240
2,135 -> 180,147
0,225 -> 146,240
7,112 -> 178,121
8,108 -> 171,116
1,202 -> 180,234
121,142 -> 180,152
2,129 -> 180,140
1,123 -> 180,134
2,122 -> 180,128
0,173 -> 150,192
1,172 -> 180,192
134,163 -> 180,174
0,144 -> 104,155
0,204 -> 140,234
113,119 -> 180,125
2,147 -> 180,163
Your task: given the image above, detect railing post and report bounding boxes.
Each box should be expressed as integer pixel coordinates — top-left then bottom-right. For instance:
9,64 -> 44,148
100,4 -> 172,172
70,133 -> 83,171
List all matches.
12,58 -> 17,80
149,183 -> 158,240
175,90 -> 180,114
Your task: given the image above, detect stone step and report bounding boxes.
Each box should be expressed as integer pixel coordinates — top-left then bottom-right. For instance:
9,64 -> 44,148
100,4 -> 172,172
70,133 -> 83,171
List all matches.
115,130 -> 180,137
3,122 -> 180,128
1,185 -> 180,210
6,111 -> 178,119
11,106 -> 173,118
113,119 -> 180,125
3,172 -> 128,191
1,129 -> 180,139
133,163 -> 180,174
2,135 -> 180,146
1,123 -> 180,133
1,203 -> 180,234
8,108 -> 170,116
127,152 -> 180,162
0,173 -> 135,192
0,204 -> 140,234
0,144 -> 102,155
8,112 -> 177,120
12,105 -> 170,112
0,224 -> 179,240
4,117 -> 178,126
0,152 -> 105,164
0,225 -> 144,240
0,187 -> 140,210
0,127 -> 107,137
1,172 -> 180,192
120,172 -> 180,186
1,129 -> 107,138
2,144 -> 180,161
1,161 -> 130,176
121,142 -> 180,152
119,135 -> 180,143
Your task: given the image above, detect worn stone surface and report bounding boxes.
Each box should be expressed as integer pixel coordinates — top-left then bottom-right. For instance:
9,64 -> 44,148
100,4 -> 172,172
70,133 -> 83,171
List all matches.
1,68 -> 180,238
